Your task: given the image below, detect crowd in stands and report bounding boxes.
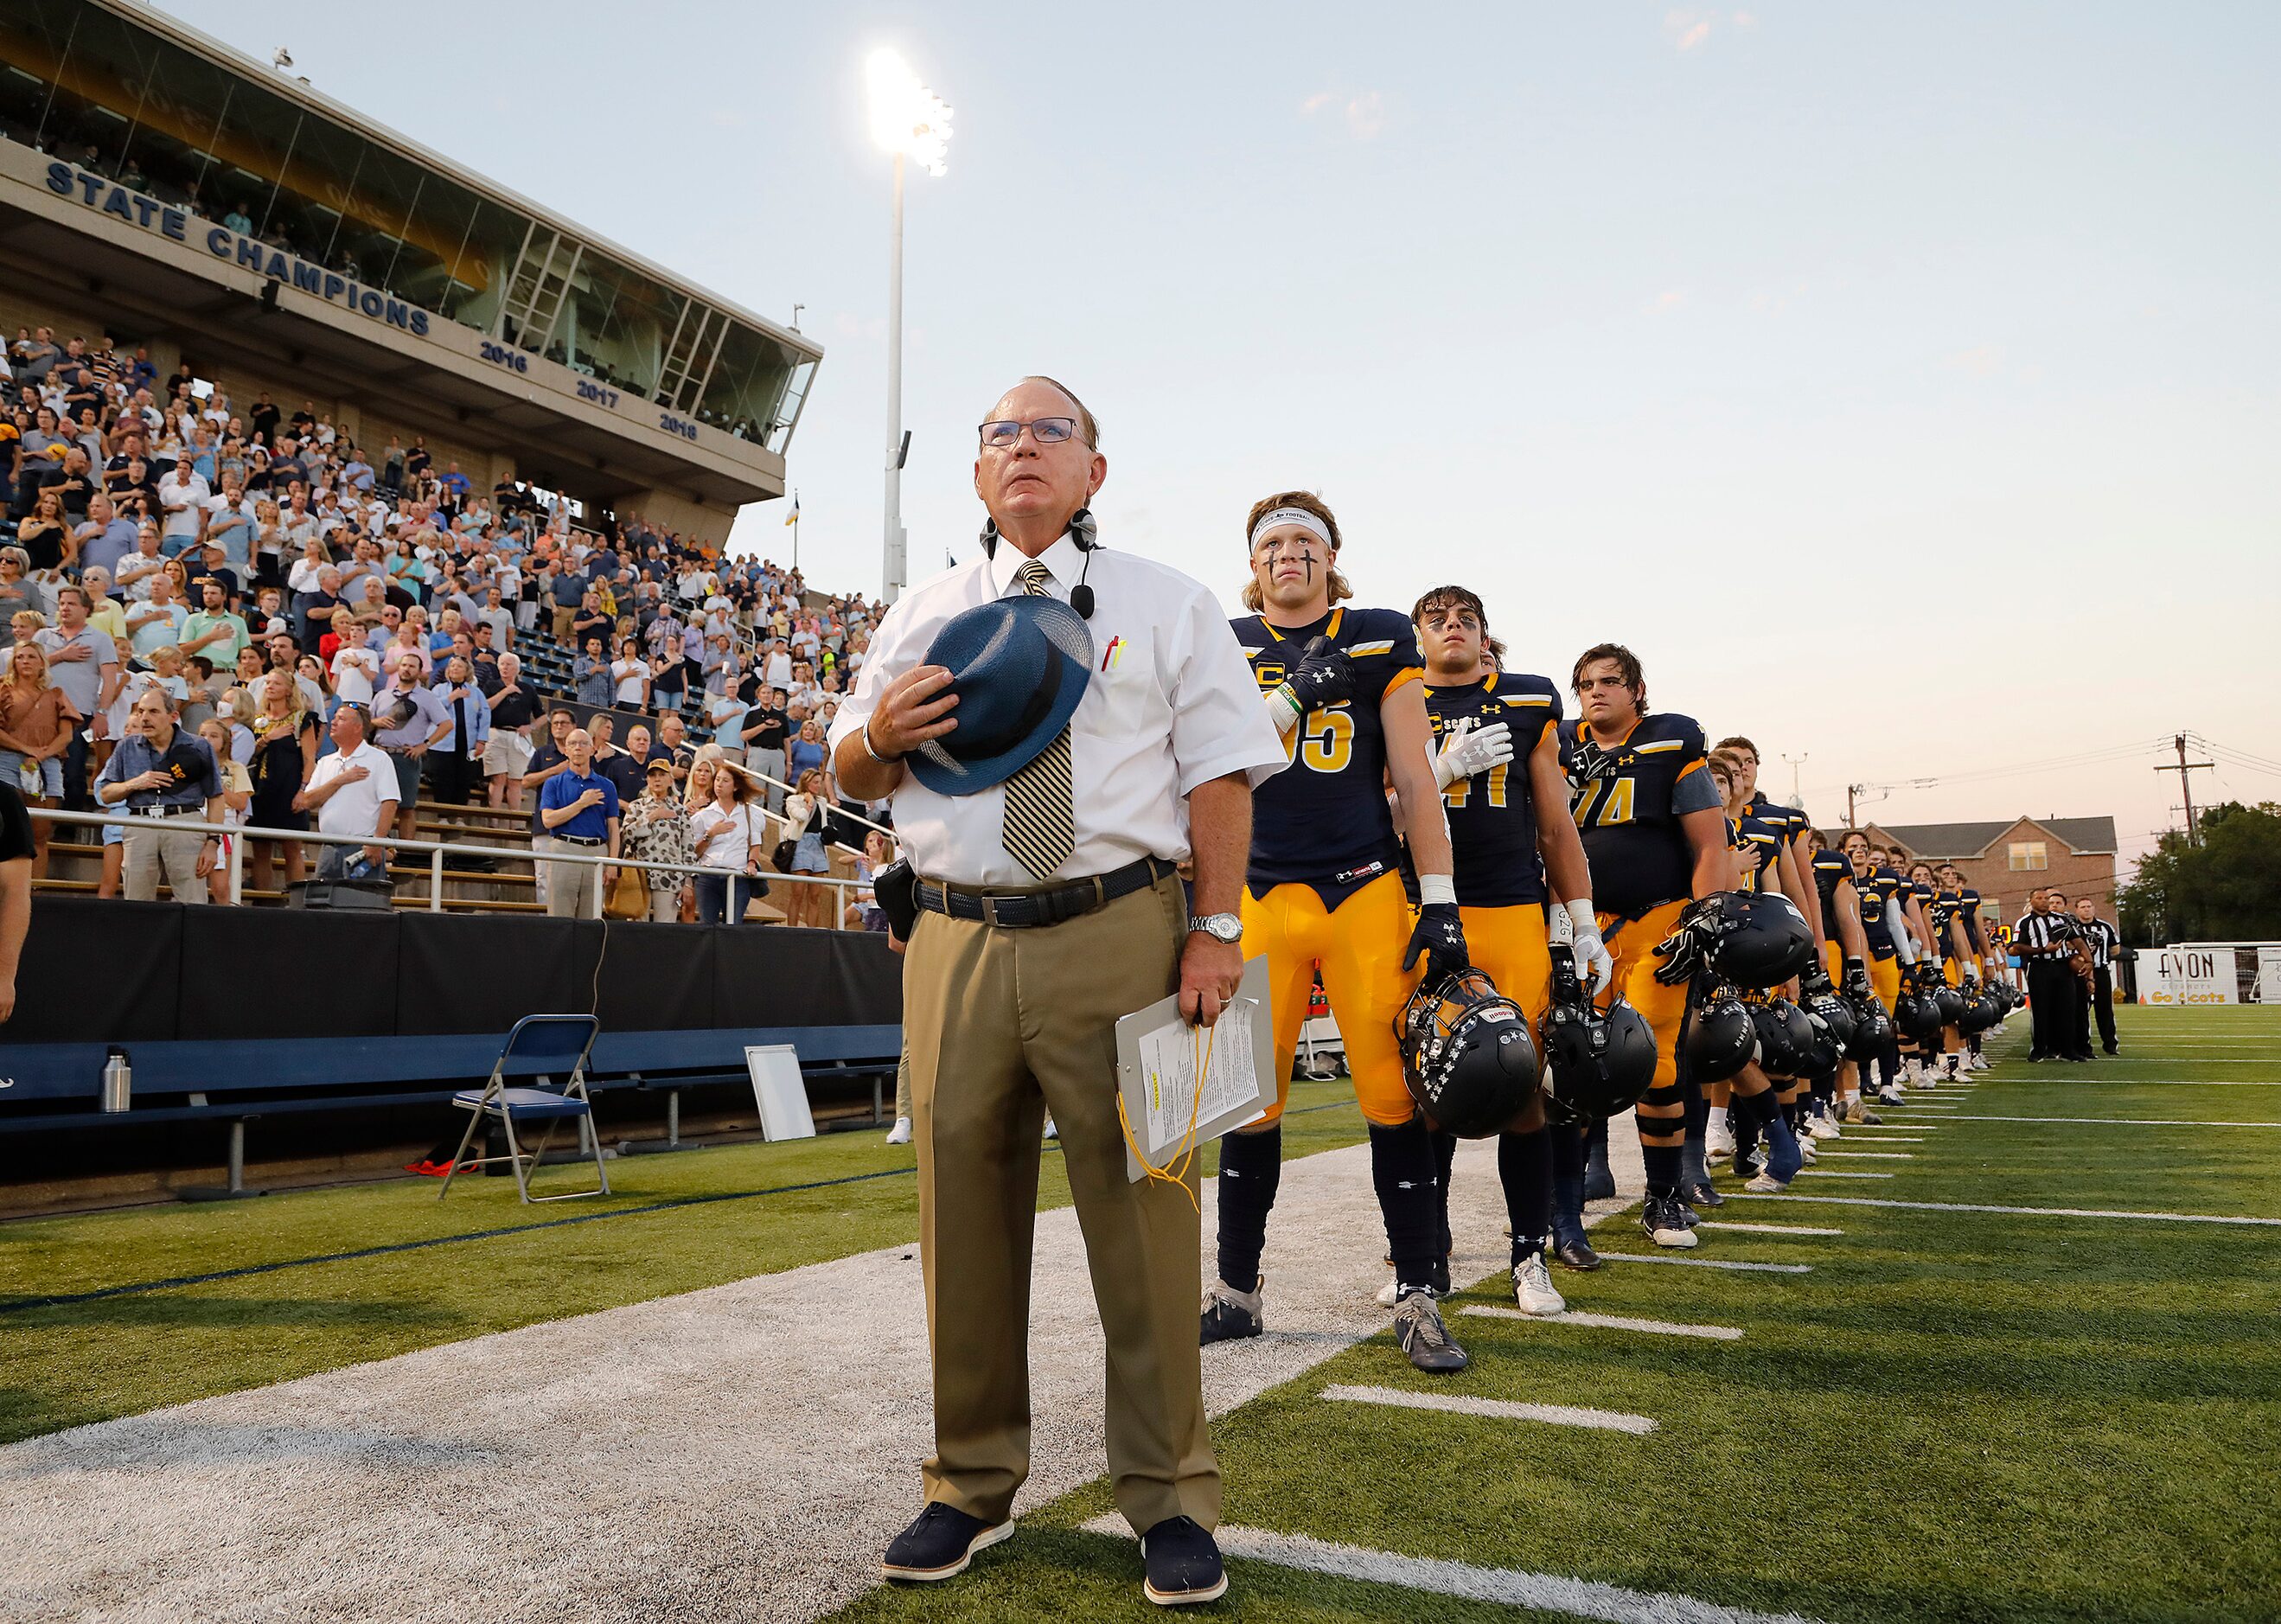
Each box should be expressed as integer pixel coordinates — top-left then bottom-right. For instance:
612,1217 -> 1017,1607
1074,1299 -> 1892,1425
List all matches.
0,323 -> 895,926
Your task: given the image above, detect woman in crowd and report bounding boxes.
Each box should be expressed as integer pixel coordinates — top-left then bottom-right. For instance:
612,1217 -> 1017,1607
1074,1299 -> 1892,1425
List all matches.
426,655 -> 486,808
17,489 -> 73,584
0,640 -> 79,879
0,548 -> 37,621
610,634 -> 651,711
620,758 -> 694,923
573,635 -> 611,707
246,668 -> 317,894
787,716 -> 829,789
250,497 -> 287,590
846,827 -> 895,932
687,761 -> 763,926
778,766 -> 835,930
196,715 -> 254,904
385,612 -> 432,682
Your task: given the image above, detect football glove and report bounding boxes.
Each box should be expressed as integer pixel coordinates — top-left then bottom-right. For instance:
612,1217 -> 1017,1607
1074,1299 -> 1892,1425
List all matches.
1839,956 -> 1873,1003
1652,895 -> 1724,987
1279,635 -> 1357,717
1402,901 -> 1470,983
1801,962 -> 1835,1000
1557,899 -> 1614,998
1432,720 -> 1514,790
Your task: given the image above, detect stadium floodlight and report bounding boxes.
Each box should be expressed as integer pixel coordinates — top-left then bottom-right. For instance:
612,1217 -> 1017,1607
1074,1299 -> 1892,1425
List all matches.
867,49 -> 953,176
868,48 -> 952,602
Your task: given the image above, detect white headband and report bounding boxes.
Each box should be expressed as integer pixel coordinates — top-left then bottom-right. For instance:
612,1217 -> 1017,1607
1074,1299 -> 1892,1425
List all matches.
1249,507 -> 1336,552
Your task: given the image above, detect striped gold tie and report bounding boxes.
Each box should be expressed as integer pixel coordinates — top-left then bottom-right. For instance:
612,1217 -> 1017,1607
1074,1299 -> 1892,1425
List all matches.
1000,560 -> 1075,878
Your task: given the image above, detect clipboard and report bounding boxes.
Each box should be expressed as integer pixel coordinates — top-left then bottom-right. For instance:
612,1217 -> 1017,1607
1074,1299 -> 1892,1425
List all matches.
1115,954 -> 1275,1184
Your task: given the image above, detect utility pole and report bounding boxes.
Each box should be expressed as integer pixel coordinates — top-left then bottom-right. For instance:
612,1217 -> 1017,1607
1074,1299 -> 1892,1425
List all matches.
1782,752 -> 1807,808
1846,783 -> 1861,829
2154,733 -> 2214,846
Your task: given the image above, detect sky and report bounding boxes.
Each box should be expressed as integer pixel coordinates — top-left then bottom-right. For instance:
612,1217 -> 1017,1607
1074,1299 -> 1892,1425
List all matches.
159,1 -> 2281,878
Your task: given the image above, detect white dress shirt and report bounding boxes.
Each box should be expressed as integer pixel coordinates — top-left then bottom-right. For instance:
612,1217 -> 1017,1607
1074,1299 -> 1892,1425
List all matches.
305,740 -> 396,839
829,532 -> 1285,887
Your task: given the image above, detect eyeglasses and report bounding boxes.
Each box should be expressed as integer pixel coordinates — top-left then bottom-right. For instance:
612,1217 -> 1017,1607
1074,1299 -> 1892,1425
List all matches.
977,417 -> 1084,449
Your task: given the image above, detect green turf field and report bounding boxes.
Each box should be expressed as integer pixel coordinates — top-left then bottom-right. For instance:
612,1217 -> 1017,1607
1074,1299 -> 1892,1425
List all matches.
0,1078 -> 1367,1446
830,1006 -> 2281,1624
10,1010 -> 2279,1621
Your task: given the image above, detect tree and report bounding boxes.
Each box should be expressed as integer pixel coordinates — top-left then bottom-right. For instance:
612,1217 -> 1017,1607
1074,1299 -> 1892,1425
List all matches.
2116,802 -> 2281,943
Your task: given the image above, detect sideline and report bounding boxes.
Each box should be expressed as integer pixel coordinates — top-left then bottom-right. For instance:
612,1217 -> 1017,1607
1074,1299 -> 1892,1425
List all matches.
1080,1518 -> 1827,1623
1733,1193 -> 2281,1226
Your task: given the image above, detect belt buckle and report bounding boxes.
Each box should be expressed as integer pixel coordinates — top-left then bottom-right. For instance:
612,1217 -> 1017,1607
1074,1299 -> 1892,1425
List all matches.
980,893 -> 1004,928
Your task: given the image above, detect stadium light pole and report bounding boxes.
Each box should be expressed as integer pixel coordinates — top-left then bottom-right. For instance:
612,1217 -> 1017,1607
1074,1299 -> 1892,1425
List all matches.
868,49 -> 952,604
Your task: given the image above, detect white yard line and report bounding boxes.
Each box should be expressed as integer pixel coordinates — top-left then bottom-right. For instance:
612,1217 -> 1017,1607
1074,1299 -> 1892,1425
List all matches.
0,1122 -> 1649,1624
2063,1078 -> 2281,1085
1812,1151 -> 1914,1159
1939,1114 -> 2281,1128
1460,1305 -> 1745,1340
1321,1384 -> 1657,1435
1732,1193 -> 2281,1226
1594,1251 -> 1812,1274
1795,1169 -> 1894,1179
1832,1134 -> 1926,1141
1696,1221 -> 1843,1236
1078,1518 -> 1828,1623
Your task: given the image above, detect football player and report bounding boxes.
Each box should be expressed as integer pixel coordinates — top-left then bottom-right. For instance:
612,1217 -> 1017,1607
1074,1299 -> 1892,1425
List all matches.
1409,585 -> 1608,1315
1939,862 -> 1994,1071
1706,749 -> 1815,1191
1809,828 -> 1882,1121
1203,492 -> 1473,1372
1840,833 -> 1916,1101
1556,646 -> 1757,1252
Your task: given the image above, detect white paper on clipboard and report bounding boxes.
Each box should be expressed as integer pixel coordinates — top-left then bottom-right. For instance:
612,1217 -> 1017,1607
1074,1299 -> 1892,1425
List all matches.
1115,954 -> 1275,1184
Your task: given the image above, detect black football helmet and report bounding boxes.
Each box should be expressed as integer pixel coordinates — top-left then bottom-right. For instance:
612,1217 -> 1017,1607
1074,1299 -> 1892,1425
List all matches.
1538,948 -> 1658,1126
1847,994 -> 1894,1058
1751,999 -> 1817,1077
1931,981 -> 1967,1027
1707,892 -> 1818,988
1684,984 -> 1759,1083
1894,987 -> 1945,1045
1399,967 -> 1540,1137
1804,989 -> 1857,1061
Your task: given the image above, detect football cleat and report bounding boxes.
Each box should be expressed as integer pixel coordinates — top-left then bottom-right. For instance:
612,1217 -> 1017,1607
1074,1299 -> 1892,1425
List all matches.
1796,1135 -> 1818,1166
1745,1167 -> 1788,1193
1706,1121 -> 1736,1161
1392,1291 -> 1469,1372
1642,1195 -> 1699,1249
884,1116 -> 912,1146
1511,1252 -> 1567,1316
1199,1276 -> 1264,1345
1683,1178 -> 1726,1210
1550,1235 -> 1603,1271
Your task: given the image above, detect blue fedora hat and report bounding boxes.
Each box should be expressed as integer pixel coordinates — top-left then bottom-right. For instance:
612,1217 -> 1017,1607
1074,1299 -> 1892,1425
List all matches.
909,594 -> 1094,796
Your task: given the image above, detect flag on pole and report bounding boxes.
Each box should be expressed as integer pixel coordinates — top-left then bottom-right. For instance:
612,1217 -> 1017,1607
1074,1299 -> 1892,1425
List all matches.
784,491 -> 800,526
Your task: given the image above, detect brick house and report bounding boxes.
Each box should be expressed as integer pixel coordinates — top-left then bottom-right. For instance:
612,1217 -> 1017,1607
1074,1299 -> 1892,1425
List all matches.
1845,816 -> 2119,930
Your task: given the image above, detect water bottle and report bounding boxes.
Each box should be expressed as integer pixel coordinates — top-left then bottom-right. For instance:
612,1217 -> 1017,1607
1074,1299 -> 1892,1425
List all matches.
100,1049 -> 131,1114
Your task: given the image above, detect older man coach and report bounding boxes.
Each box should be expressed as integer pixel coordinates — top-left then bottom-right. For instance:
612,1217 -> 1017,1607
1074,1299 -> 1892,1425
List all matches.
830,377 -> 1284,1606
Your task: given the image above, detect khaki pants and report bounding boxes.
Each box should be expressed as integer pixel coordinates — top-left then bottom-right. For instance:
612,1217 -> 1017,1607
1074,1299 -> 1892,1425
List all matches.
902,873 -> 1217,1533
122,822 -> 209,903
546,848 -> 601,917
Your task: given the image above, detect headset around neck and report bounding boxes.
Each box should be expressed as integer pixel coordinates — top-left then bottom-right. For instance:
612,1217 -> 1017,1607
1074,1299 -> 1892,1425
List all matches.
978,508 -> 1098,619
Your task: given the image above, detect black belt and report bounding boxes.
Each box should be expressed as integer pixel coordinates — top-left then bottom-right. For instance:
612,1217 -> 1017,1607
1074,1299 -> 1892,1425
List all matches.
917,855 -> 1176,930
556,834 -> 605,847
125,802 -> 203,819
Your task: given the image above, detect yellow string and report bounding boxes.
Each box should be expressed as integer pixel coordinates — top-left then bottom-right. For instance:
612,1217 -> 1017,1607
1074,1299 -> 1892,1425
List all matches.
1115,1015 -> 1220,1215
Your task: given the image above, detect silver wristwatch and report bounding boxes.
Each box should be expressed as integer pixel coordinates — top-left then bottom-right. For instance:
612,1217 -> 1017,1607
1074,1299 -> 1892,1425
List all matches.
1187,911 -> 1243,944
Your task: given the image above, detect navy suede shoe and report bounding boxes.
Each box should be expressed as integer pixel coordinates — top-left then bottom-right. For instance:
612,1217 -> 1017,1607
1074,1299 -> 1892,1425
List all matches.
1140,1515 -> 1228,1606
881,1503 -> 1013,1582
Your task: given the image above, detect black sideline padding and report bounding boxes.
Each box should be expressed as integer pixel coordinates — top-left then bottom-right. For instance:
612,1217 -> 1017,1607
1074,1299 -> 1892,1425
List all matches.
2,898 -> 900,1100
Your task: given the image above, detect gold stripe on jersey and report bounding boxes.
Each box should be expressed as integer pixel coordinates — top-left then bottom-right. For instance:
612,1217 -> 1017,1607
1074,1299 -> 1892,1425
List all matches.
1347,639 -> 1398,656
1636,738 -> 1684,754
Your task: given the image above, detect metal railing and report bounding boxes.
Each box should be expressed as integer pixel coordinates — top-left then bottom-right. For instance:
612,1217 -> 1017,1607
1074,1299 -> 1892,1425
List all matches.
30,807 -> 871,926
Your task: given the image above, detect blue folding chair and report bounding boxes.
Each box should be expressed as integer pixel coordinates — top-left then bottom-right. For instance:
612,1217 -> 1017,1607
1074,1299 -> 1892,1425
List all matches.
438,1015 -> 609,1204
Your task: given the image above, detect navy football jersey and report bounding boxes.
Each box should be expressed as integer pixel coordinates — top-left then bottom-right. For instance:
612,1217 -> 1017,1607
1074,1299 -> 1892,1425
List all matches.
1556,712 -> 1721,917
1734,813 -> 1784,892
1425,671 -> 1560,907
1958,887 -> 1985,952
1811,848 -> 1853,944
1236,605 -> 1423,901
1930,888 -> 1964,959
1858,864 -> 1901,957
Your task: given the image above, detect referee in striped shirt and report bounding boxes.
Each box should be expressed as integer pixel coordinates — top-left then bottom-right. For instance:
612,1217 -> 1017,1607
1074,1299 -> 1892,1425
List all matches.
2073,896 -> 2123,1054
2014,887 -> 2083,1061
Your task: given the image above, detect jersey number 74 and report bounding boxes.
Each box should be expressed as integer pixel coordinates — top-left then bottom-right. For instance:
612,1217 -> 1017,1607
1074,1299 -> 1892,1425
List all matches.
1571,775 -> 1635,827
